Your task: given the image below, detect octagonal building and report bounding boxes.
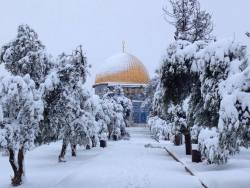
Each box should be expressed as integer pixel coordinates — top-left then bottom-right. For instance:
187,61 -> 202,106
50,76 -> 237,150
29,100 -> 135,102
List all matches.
93,51 -> 150,124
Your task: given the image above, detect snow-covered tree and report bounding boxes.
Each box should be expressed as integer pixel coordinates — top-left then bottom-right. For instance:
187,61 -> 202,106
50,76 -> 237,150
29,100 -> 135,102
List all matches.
101,93 -> 117,139
0,24 -> 54,145
53,46 -> 95,161
37,70 -> 61,144
113,86 -> 133,128
91,95 -> 109,143
196,40 -> 249,164
142,75 -> 159,113
152,82 -> 166,118
148,116 -> 171,141
0,24 -> 53,88
102,91 -> 125,140
0,67 -> 43,186
101,87 -> 132,140
164,0 -> 213,42
187,79 -> 203,144
157,40 -> 206,152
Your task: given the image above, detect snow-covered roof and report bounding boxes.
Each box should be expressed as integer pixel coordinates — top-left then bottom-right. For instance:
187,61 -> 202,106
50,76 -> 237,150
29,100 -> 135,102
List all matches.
101,53 -> 137,75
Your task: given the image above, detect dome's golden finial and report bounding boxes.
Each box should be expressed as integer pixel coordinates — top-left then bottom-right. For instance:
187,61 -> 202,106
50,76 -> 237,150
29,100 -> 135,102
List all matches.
122,40 -> 126,53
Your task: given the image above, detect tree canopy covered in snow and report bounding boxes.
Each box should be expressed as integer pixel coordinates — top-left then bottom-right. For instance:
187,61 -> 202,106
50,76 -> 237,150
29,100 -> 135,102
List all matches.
0,72 -> 43,151
101,86 -> 132,140
0,25 -> 53,88
152,38 -> 250,164
0,65 -> 43,185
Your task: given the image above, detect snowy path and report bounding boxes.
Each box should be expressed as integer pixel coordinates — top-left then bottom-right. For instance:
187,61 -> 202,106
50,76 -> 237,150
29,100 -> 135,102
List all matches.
1,127 -> 202,188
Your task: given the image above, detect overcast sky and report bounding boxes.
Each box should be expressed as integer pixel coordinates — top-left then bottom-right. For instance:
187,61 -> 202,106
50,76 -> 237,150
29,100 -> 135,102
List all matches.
0,0 -> 250,89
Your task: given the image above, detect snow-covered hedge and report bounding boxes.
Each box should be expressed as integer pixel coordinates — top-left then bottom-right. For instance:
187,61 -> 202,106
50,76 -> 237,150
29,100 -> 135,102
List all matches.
148,116 -> 171,141
198,128 -> 224,164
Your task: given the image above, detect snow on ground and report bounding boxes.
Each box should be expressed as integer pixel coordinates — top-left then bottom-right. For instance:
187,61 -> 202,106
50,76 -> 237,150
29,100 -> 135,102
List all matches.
0,127 -> 201,188
163,141 -> 250,188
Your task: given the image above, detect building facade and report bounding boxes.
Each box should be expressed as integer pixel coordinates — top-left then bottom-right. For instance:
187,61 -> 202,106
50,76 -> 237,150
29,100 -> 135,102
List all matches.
93,52 -> 150,124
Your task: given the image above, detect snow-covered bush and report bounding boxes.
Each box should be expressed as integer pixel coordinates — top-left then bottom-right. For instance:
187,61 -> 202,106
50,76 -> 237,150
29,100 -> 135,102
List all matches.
91,95 -> 109,141
148,116 -> 171,141
198,127 -> 223,164
113,86 -> 133,127
83,95 -> 106,147
0,66 -> 43,185
102,91 -> 125,139
101,87 -> 132,140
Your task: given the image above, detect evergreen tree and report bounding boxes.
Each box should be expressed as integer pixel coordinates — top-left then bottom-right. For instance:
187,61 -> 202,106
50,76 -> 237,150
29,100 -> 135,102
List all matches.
157,40 -> 206,152
152,82 -> 166,118
101,87 -> 131,140
197,40 -> 249,164
142,75 -> 159,113
0,24 -> 53,88
91,95 -> 109,143
54,46 -> 93,161
37,70 -> 61,144
113,86 -> 133,128
0,71 -> 43,186
164,0 -> 213,42
0,24 -> 54,146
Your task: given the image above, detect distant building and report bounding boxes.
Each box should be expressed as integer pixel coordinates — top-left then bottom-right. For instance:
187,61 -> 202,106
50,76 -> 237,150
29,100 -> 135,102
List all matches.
93,50 -> 150,124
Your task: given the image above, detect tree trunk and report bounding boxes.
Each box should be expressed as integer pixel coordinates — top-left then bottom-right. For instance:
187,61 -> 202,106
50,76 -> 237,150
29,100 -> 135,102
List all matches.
184,132 -> 192,155
108,124 -> 112,139
8,148 -> 18,178
58,141 -> 67,162
174,134 -> 182,146
71,144 -> 76,157
91,137 -> 97,147
8,147 -> 25,186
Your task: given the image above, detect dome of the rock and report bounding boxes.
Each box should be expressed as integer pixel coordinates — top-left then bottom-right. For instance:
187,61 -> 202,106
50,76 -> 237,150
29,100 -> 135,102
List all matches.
95,52 -> 149,85
93,51 -> 150,124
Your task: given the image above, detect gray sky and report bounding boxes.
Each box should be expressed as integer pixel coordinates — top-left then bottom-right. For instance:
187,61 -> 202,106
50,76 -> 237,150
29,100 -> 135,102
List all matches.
0,0 -> 250,89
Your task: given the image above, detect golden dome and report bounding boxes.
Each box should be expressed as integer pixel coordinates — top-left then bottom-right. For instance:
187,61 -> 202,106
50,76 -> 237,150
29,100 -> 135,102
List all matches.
95,52 -> 150,85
